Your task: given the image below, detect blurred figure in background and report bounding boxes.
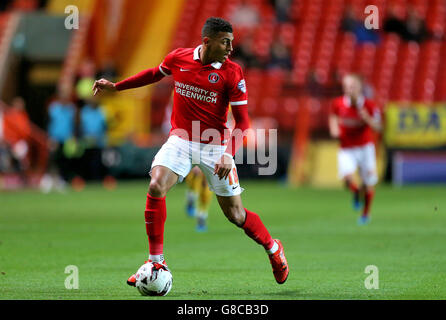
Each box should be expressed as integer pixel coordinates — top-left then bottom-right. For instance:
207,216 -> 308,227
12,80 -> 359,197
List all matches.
267,38 -> 293,71
185,166 -> 213,232
383,5 -> 406,38
384,6 -> 431,43
79,97 -> 107,181
0,98 -> 32,188
341,5 -> 380,44
0,100 -> 17,184
231,35 -> 264,69
40,88 -> 76,192
75,59 -> 96,108
230,0 -> 260,30
329,74 -> 381,225
269,0 -> 293,23
402,8 -> 430,43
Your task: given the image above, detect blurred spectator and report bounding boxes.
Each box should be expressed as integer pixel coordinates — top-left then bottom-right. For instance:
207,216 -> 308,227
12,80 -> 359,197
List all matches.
79,98 -> 107,180
230,0 -> 260,29
3,98 -> 31,166
0,100 -> 13,175
384,7 -> 431,43
402,9 -> 430,43
267,38 -> 292,70
0,98 -> 32,186
383,5 -> 406,37
75,58 -> 96,107
47,90 -> 76,145
306,69 -> 324,96
40,89 -> 76,192
341,6 -> 360,33
341,6 -> 380,44
269,0 -> 292,23
80,99 -> 107,148
231,36 -> 264,69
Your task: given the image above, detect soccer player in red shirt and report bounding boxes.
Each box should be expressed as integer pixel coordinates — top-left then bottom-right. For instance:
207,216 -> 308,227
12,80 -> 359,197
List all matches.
329,74 -> 382,225
93,17 -> 289,286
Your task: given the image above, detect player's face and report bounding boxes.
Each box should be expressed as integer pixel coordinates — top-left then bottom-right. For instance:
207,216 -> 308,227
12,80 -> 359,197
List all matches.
205,32 -> 234,63
342,76 -> 362,98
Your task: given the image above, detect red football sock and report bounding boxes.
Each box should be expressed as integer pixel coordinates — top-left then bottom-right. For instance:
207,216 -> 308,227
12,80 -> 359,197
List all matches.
144,193 -> 167,255
363,189 -> 375,217
242,209 -> 275,251
347,180 -> 359,194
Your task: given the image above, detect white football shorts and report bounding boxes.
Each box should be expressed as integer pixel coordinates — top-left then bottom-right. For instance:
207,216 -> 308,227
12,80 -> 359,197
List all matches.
337,142 -> 378,186
150,135 -> 244,196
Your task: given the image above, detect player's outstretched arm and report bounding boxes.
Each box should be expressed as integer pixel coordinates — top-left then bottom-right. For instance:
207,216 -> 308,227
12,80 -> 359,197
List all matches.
93,67 -> 166,96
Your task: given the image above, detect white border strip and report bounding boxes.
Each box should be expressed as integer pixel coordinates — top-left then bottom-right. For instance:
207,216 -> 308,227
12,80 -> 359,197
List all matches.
159,65 -> 169,77
230,100 -> 248,106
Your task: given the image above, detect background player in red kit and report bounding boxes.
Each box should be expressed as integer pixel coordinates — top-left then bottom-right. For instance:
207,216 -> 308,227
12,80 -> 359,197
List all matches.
93,17 -> 289,285
329,74 -> 382,225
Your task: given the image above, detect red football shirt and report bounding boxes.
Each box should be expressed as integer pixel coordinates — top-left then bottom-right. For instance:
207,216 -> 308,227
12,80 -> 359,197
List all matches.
159,45 -> 248,144
330,95 -> 380,148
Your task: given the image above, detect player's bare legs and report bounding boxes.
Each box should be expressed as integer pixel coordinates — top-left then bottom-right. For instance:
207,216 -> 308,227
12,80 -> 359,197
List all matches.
360,184 -> 375,224
216,194 -> 245,226
216,194 -> 289,284
343,174 -> 361,211
127,165 -> 178,287
148,165 -> 179,197
145,165 -> 178,260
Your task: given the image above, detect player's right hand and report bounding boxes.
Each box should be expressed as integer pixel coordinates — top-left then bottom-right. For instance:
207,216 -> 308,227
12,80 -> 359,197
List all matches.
92,78 -> 116,96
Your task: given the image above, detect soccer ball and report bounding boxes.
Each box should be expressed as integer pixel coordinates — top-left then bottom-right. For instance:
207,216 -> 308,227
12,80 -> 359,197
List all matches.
135,262 -> 173,296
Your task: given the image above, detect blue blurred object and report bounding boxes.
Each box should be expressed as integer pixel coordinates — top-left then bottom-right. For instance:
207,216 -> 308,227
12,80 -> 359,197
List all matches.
196,216 -> 208,233
357,215 -> 370,226
47,101 -> 75,143
353,191 -> 362,211
186,201 -> 196,217
393,152 -> 446,185
80,103 -> 107,147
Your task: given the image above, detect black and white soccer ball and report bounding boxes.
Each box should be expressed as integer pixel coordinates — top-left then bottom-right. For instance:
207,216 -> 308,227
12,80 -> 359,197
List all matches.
135,262 -> 173,296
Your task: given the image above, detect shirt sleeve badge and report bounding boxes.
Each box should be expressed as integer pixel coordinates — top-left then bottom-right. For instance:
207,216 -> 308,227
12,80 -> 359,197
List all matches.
237,79 -> 246,93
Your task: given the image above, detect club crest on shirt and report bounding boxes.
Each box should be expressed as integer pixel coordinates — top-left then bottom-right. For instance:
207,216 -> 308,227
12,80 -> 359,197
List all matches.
237,79 -> 246,93
208,73 -> 220,83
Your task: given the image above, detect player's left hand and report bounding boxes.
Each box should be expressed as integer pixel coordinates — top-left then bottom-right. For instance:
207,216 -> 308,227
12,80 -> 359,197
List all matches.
214,154 -> 233,180
357,107 -> 370,122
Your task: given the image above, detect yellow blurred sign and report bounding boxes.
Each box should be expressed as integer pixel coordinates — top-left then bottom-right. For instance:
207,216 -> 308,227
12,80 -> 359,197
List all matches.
100,94 -> 148,146
385,103 -> 446,148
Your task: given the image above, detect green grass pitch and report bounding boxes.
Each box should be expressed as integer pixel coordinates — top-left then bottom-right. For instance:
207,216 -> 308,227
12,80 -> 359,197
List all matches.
1,180 -> 445,300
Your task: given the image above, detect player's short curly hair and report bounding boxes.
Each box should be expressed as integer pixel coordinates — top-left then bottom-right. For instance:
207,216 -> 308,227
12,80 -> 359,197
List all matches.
202,17 -> 233,39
